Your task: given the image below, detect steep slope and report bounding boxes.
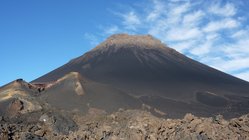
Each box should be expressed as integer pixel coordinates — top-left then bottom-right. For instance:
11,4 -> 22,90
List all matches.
40,72 -> 142,114
33,34 -> 249,118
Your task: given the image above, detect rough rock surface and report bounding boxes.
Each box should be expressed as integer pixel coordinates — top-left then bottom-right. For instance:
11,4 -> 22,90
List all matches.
1,109 -> 249,140
6,99 -> 24,117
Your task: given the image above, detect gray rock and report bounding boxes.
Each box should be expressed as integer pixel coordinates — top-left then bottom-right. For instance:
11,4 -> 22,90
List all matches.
51,113 -> 78,135
23,133 -> 46,140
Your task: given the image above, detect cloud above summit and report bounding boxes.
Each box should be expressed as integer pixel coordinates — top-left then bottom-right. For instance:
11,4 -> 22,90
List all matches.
84,0 -> 249,82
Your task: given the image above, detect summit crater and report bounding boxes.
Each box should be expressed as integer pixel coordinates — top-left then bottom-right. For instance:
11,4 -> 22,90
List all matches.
93,34 -> 168,51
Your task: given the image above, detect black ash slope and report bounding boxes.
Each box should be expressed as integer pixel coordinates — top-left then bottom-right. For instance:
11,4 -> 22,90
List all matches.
33,34 -> 249,118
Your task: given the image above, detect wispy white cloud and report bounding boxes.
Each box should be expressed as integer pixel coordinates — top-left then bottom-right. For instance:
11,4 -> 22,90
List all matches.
169,0 -> 189,2
210,57 -> 249,73
223,38 -> 249,58
203,18 -> 239,32
146,0 -> 165,22
190,33 -> 219,56
182,10 -> 205,26
231,29 -> 248,39
83,33 -> 99,46
205,33 -> 220,41
208,2 -> 236,17
171,40 -> 195,53
167,3 -> 190,24
104,25 -> 120,35
121,11 -> 141,30
85,0 -> 249,81
190,42 -> 212,55
170,2 -> 190,16
235,70 -> 249,81
166,27 -> 202,41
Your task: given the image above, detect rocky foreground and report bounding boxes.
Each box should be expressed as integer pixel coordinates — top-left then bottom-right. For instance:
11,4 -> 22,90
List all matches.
1,109 -> 249,140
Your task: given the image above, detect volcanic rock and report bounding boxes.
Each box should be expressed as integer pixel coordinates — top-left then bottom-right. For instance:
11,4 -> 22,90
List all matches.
1,34 -> 249,139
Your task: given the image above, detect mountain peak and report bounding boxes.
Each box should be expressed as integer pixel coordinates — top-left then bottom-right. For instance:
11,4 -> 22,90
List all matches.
32,33 -> 249,119
93,34 -> 167,51
107,33 -> 154,40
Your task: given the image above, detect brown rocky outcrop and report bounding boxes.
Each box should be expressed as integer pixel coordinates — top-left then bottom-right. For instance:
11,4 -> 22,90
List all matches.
1,109 -> 249,140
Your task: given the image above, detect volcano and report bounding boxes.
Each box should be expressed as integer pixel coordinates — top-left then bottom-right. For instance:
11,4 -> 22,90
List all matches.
1,34 -> 249,139
28,34 -> 248,118
1,34 -> 249,119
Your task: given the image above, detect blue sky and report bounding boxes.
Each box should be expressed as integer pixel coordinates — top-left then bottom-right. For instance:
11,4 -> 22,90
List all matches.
1,0 -> 249,86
